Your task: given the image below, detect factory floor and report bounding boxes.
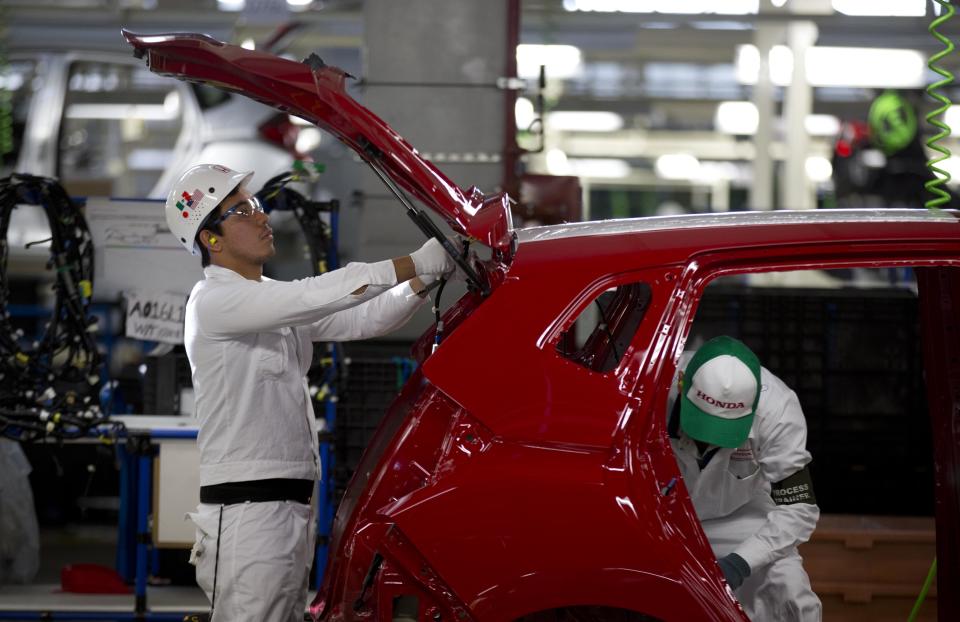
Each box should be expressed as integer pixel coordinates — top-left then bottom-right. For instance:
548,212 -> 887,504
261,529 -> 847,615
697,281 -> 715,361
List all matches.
0,524 -> 208,620
0,518 -> 941,621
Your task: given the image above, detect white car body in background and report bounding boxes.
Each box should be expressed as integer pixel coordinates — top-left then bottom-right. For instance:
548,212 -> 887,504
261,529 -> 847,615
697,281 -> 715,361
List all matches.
3,51 -> 294,269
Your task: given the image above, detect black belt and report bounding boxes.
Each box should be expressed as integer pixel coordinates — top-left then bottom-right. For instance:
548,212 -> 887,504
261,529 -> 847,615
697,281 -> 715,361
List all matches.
200,478 -> 314,505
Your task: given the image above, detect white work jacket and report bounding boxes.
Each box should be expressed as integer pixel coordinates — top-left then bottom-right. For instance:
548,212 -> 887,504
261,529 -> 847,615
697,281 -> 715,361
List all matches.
668,353 -> 820,572
184,262 -> 427,487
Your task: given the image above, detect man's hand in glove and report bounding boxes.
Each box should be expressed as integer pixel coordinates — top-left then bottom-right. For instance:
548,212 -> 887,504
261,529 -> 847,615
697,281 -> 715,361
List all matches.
410,238 -> 457,276
717,553 -> 751,590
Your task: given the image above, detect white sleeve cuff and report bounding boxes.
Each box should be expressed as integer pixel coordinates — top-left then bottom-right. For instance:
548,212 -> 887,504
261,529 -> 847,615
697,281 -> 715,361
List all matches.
366,259 -> 398,287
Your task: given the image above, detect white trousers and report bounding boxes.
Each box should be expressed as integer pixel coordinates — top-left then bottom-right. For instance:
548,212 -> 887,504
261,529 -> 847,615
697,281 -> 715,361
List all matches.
188,501 -> 315,622
702,501 -> 822,622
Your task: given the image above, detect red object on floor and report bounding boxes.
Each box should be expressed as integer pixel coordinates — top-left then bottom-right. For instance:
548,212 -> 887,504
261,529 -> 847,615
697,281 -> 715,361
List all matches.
61,563 -> 131,594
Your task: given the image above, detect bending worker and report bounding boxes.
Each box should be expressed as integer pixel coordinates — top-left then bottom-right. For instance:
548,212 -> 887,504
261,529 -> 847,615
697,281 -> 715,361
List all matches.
668,336 -> 821,621
165,164 -> 455,621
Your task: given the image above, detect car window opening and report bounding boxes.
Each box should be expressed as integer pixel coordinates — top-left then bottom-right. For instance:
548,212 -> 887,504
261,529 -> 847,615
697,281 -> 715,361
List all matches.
557,281 -> 652,373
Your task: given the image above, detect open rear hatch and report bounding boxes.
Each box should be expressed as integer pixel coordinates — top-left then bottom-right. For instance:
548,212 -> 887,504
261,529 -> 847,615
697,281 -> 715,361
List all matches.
122,30 -> 515,618
121,30 -> 515,294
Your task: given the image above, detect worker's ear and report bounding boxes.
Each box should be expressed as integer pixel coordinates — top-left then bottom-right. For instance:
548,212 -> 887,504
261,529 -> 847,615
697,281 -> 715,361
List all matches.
200,230 -> 219,252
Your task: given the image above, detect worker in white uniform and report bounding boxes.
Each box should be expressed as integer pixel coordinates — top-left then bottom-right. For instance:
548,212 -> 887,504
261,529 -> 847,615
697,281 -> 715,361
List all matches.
164,164 -> 456,621
668,336 -> 821,621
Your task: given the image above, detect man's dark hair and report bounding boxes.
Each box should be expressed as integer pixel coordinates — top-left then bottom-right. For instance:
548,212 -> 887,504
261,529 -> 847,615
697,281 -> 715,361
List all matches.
195,210 -> 224,268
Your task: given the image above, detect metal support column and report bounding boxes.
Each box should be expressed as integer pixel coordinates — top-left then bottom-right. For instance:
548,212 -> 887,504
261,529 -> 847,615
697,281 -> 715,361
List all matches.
315,394 -> 337,587
116,444 -> 137,582
781,21 -> 818,209
134,436 -> 154,618
314,205 -> 340,588
750,25 -> 782,210
359,0 -> 506,338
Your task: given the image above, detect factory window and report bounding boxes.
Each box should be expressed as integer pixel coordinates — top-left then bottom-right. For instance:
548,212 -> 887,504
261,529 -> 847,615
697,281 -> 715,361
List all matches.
556,280 -> 652,373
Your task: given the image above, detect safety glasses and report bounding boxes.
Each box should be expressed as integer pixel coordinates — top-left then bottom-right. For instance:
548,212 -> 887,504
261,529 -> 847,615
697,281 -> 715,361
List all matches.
208,196 -> 265,228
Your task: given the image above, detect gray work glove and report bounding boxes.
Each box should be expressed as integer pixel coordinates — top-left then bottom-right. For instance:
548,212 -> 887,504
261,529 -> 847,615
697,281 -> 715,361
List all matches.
717,553 -> 751,590
410,238 -> 457,276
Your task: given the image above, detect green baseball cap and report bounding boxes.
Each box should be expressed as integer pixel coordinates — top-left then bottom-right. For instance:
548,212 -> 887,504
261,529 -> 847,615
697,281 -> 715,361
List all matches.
868,90 -> 917,156
679,336 -> 761,448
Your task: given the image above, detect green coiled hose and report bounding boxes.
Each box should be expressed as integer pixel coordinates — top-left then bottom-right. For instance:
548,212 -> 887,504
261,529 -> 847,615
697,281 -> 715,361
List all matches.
907,557 -> 937,622
925,0 -> 955,210
909,2 -> 949,616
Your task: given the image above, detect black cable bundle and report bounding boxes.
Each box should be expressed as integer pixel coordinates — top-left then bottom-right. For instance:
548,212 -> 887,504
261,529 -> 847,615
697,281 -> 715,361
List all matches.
256,171 -> 336,276
0,173 -> 120,441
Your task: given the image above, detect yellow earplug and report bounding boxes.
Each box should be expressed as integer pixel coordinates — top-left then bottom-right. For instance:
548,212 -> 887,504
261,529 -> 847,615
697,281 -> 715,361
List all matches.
209,236 -> 217,244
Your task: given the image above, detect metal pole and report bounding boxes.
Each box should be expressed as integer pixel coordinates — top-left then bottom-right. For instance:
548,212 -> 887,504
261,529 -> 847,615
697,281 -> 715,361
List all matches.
135,437 -> 153,617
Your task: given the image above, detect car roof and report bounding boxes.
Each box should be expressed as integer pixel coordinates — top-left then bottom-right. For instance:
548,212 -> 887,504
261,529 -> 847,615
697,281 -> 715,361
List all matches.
515,209 -> 959,244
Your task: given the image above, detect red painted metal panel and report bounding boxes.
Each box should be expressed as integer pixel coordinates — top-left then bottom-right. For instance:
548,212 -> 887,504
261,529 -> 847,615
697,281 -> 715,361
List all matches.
916,268 -> 960,622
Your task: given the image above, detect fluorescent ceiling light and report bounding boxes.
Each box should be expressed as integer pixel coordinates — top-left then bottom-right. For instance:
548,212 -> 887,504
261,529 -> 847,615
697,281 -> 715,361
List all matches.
805,156 -> 833,183
217,0 -> 244,11
737,45 -> 926,88
288,114 -> 314,126
944,106 -> 960,136
937,156 -> 960,185
547,111 -> 623,132
563,0 -> 759,14
295,128 -> 322,153
736,44 -> 793,86
567,158 -> 631,178
690,21 -> 752,30
656,154 -> 701,180
805,114 -> 840,137
832,0 -> 925,17
66,103 -> 177,120
287,0 -> 312,6
715,101 -> 759,135
715,103 -> 840,137
807,47 -> 925,88
517,44 -> 583,80
515,97 -> 536,130
697,161 -> 747,183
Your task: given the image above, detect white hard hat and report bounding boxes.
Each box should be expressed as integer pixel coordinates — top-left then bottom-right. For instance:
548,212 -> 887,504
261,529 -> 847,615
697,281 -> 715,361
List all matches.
165,164 -> 253,255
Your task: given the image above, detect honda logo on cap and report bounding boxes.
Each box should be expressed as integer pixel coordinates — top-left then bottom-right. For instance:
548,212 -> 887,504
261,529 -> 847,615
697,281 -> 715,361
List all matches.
695,390 -> 744,410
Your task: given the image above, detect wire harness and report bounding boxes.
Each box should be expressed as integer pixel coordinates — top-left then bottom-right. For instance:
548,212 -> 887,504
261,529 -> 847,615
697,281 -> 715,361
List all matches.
0,174 -> 119,441
256,164 -> 337,276
925,0 -> 955,210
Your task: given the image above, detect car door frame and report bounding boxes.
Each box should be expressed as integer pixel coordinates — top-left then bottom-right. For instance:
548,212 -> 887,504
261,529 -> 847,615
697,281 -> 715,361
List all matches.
627,243 -> 960,622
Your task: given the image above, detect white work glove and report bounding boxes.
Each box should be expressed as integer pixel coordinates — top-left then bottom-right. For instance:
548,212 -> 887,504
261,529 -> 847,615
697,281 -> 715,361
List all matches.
410,237 -> 457,276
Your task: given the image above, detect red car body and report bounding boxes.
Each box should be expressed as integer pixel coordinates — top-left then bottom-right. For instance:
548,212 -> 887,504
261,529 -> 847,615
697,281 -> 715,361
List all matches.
123,32 -> 960,622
